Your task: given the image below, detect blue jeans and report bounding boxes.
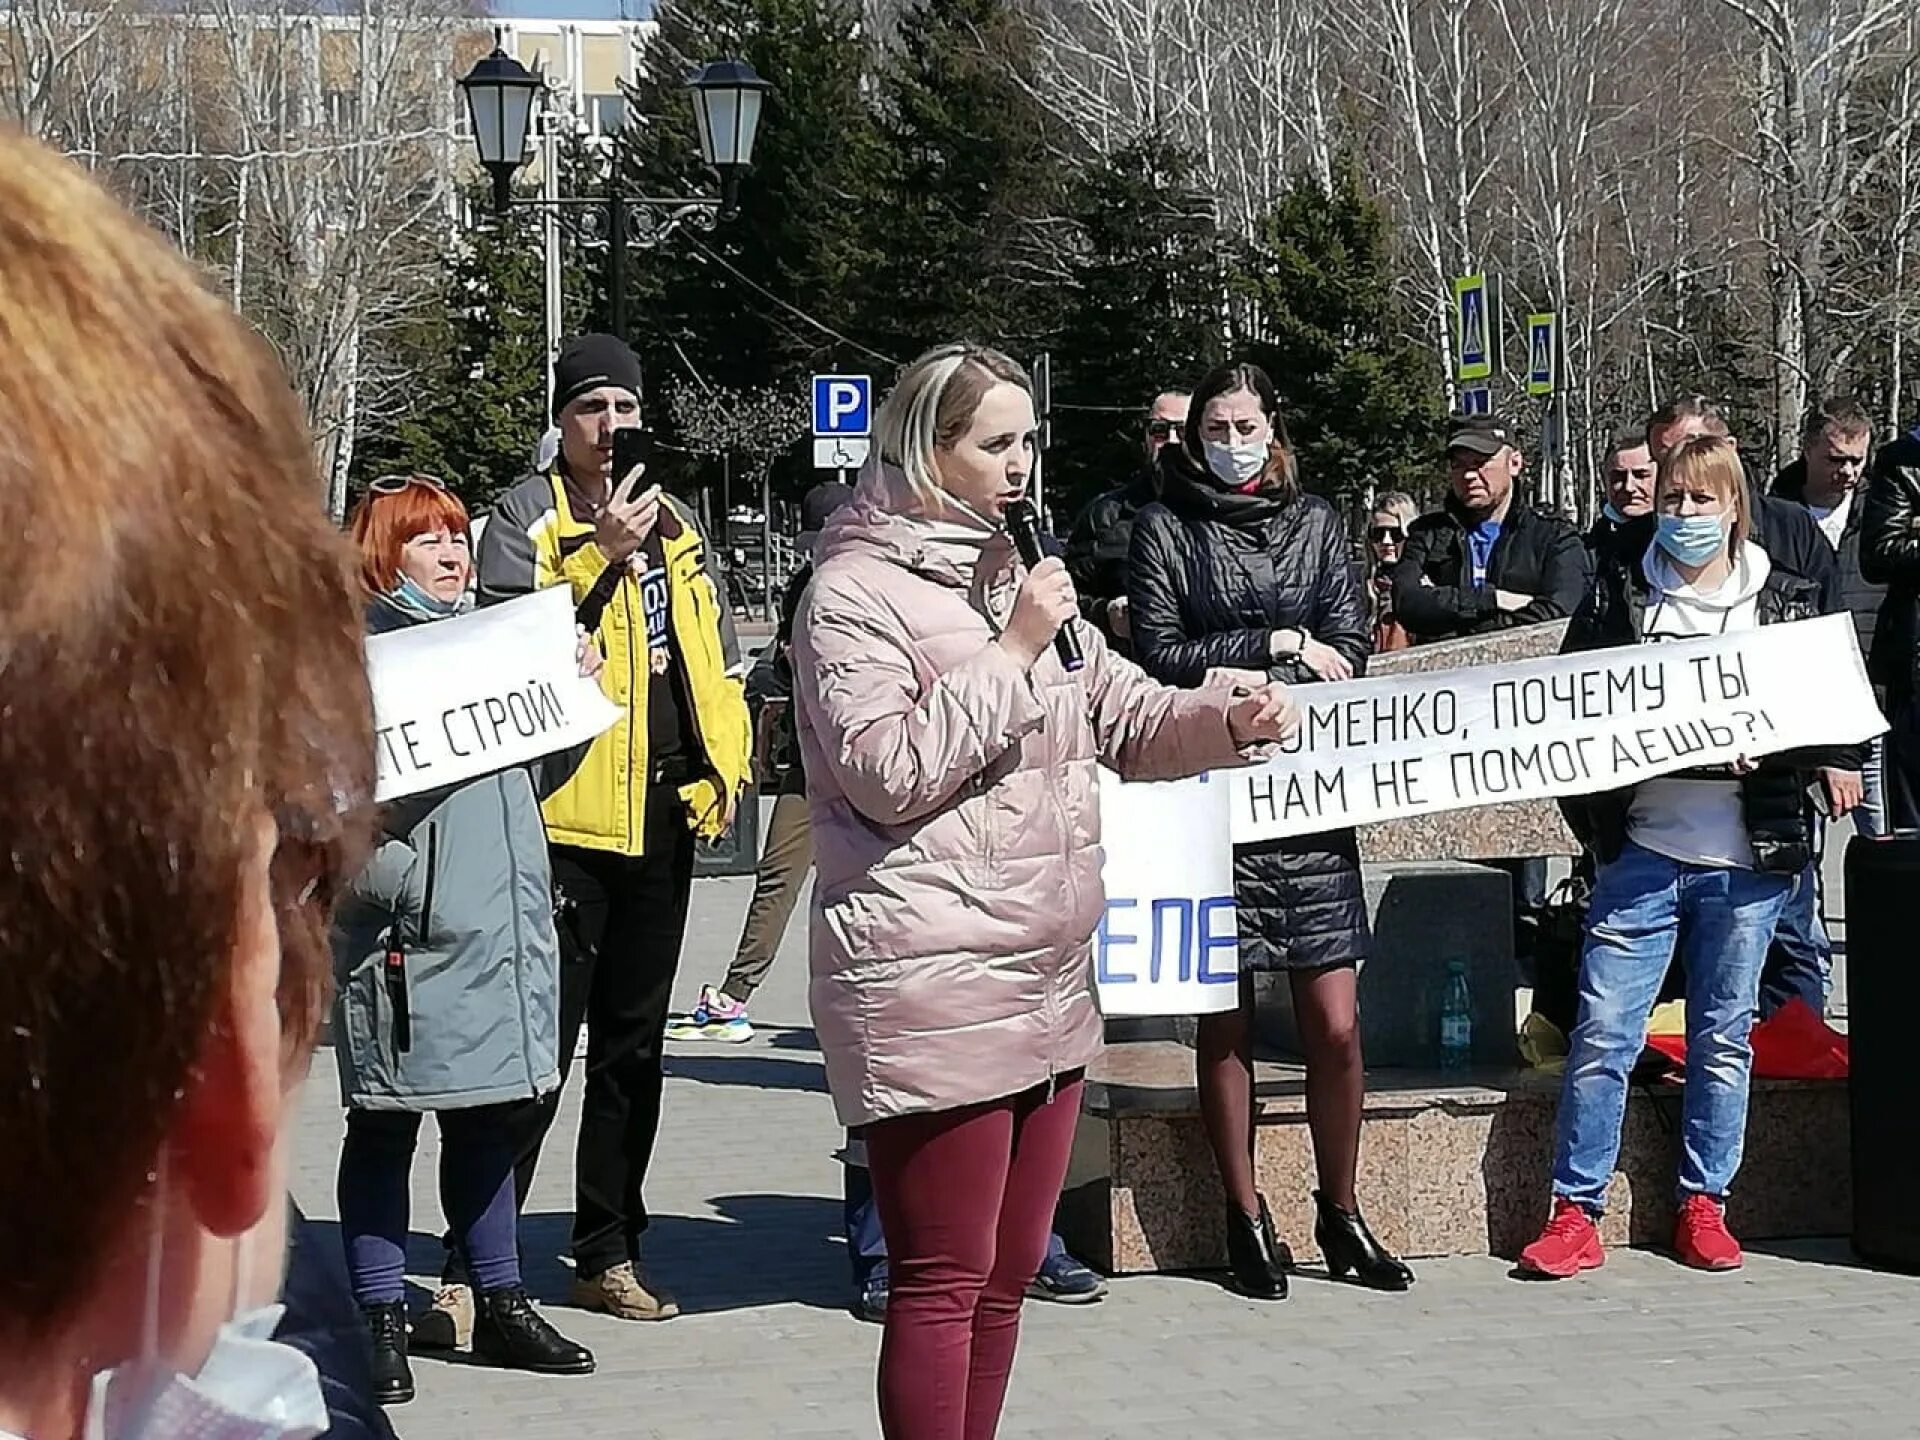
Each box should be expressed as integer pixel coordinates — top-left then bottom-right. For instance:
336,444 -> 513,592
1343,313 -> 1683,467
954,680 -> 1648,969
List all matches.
1552,841 -> 1790,1211
1758,845 -> 1829,1019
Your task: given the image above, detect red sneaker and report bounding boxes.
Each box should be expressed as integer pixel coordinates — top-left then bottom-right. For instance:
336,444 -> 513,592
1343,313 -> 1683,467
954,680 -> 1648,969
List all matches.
1673,1193 -> 1743,1271
1518,1198 -> 1605,1278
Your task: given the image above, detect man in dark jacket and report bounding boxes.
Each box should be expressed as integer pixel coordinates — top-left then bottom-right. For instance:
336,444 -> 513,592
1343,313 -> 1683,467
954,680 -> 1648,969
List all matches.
1393,413 -> 1591,644
1759,399 -> 1883,1015
1065,389 -> 1188,651
1860,422 -> 1920,831
1585,429 -> 1659,562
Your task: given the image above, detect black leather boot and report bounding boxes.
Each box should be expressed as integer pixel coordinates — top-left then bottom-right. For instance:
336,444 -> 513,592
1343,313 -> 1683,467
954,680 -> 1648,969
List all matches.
1223,1199 -> 1290,1300
361,1301 -> 415,1405
473,1287 -> 597,1375
1314,1190 -> 1414,1291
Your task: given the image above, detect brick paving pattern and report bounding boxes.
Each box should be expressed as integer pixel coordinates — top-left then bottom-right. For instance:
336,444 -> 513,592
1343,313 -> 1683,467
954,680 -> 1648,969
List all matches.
290,825 -> 1916,1440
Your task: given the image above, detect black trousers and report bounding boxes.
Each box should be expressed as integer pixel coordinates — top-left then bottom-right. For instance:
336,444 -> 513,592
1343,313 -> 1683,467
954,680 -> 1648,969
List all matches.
1882,688 -> 1920,834
464,788 -> 696,1281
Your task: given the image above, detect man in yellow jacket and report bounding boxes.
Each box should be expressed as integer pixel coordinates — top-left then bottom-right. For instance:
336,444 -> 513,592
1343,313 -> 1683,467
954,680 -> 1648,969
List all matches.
476,333 -> 750,1322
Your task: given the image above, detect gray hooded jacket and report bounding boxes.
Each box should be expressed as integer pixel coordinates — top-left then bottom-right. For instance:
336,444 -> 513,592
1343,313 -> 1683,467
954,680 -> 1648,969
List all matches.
331,596 -> 583,1111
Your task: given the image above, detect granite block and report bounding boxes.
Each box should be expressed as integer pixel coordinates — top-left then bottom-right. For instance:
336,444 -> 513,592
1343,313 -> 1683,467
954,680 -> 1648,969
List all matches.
1061,1040 -> 1852,1274
1358,620 -> 1580,862
1254,861 -> 1517,1068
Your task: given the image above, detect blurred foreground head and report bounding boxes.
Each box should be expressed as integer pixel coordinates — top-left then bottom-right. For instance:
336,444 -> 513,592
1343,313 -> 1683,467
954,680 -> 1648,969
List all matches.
0,131 -> 372,1423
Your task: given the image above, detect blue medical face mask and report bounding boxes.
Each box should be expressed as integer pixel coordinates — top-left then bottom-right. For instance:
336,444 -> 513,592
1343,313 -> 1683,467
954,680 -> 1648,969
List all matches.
1654,512 -> 1728,566
1601,501 -> 1627,525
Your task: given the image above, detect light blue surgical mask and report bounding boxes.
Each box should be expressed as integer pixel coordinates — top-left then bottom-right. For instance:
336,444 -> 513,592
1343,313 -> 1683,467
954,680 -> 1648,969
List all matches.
1654,512 -> 1728,566
1601,501 -> 1627,525
85,1157 -> 328,1440
387,572 -> 469,622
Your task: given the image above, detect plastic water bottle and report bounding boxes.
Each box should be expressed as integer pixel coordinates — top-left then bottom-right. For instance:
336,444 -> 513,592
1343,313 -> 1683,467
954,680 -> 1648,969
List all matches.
1440,960 -> 1472,1071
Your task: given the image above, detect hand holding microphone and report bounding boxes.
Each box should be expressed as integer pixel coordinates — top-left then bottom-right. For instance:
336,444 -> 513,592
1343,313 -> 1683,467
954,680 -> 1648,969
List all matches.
1003,499 -> 1084,672
1000,556 -> 1079,669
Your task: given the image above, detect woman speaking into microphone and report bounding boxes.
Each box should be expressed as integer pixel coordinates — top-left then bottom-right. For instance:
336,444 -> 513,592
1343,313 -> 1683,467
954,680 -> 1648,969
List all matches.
792,342 -> 1300,1440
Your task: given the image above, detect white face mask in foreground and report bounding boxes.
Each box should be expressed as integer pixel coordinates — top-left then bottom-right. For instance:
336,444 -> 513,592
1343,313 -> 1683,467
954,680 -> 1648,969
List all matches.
84,1157 -> 327,1440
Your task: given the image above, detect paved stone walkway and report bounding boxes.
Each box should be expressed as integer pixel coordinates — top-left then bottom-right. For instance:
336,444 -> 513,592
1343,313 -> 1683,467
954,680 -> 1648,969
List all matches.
290,817 -> 1916,1440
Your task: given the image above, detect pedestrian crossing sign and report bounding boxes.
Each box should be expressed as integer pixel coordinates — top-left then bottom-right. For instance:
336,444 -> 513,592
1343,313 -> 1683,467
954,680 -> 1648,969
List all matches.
1527,313 -> 1558,397
1459,384 -> 1492,417
1454,274 -> 1492,382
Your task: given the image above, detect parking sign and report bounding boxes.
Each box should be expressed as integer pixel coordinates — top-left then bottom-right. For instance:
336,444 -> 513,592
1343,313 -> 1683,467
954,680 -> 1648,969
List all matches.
812,375 -> 872,437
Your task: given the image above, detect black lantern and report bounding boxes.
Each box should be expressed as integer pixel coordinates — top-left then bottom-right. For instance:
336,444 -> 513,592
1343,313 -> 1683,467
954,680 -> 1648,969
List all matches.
459,43 -> 542,213
688,58 -> 771,212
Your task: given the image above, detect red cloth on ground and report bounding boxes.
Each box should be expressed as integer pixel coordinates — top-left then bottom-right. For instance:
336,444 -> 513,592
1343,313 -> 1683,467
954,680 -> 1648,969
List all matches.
1642,998 -> 1849,1079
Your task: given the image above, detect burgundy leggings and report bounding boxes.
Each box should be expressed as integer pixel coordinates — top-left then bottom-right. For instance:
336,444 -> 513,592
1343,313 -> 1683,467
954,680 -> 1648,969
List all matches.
864,1072 -> 1085,1440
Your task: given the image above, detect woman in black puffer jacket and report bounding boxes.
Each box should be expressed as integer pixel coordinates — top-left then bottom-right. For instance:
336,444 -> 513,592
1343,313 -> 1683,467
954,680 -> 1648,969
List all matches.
1129,363 -> 1413,1299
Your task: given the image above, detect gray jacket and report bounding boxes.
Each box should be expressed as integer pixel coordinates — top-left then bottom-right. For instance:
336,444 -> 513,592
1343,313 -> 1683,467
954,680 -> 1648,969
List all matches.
331,598 -> 583,1111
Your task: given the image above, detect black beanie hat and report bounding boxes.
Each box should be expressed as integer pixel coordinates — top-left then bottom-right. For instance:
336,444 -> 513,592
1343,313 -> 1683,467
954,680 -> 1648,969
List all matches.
552,333 -> 644,419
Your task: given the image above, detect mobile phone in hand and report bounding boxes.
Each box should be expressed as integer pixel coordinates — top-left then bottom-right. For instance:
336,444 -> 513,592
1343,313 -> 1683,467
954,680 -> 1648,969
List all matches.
609,428 -> 681,539
610,427 -> 653,488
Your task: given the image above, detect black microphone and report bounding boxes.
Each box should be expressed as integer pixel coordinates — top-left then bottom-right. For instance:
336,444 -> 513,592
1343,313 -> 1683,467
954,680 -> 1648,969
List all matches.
1004,499 -> 1084,673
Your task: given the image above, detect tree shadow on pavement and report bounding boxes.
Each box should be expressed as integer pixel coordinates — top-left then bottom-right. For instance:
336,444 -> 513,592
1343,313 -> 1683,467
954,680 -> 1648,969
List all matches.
662,1051 -> 828,1093
515,1195 -> 853,1314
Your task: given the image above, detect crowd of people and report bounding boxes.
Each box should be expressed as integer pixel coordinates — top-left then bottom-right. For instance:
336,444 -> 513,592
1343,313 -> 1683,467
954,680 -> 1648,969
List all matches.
5,128 -> 1915,1440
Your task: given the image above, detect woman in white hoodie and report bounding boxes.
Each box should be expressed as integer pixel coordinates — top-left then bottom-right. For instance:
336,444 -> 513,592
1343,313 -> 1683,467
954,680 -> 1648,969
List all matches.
1519,435 -> 1849,1280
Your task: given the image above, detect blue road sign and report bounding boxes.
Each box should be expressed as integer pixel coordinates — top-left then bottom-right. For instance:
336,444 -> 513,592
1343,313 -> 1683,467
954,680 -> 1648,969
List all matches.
1460,384 -> 1492,417
1527,313 -> 1558,397
1454,275 -> 1492,381
812,374 -> 872,437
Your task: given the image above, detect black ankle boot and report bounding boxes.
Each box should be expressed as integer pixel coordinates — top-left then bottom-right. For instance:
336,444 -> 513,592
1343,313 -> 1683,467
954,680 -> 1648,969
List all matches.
1314,1190 -> 1414,1291
361,1301 -> 414,1405
473,1287 -> 597,1375
1223,1199 -> 1290,1300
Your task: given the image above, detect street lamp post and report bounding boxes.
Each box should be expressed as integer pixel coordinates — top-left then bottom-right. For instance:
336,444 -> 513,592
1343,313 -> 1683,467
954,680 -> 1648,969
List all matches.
458,40 -> 770,342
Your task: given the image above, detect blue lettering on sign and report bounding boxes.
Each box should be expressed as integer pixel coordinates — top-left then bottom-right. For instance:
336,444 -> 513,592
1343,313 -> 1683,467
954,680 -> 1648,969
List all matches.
1095,898 -> 1138,984
1097,894 -> 1238,985
1148,898 -> 1194,982
1197,897 -> 1237,983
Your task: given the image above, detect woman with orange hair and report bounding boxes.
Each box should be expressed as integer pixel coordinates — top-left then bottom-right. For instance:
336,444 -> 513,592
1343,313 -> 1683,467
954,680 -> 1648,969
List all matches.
333,476 -> 599,1400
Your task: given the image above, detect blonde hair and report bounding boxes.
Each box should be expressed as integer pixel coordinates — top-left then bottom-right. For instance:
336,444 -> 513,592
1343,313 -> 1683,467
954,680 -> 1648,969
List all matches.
1373,491 -> 1417,525
872,342 -> 1031,503
1658,434 -> 1752,552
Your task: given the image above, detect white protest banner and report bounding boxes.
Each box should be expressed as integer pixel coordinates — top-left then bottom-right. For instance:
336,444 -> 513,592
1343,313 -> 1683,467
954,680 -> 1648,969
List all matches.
368,587 -> 619,802
1095,770 -> 1240,1017
1231,613 -> 1885,844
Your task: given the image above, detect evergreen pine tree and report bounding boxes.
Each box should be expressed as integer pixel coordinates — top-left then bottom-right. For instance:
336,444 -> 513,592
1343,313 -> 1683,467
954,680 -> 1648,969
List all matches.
1050,135 -> 1225,515
355,182 -> 555,510
859,0 -> 1078,363
1231,161 -> 1441,507
616,0 -> 890,505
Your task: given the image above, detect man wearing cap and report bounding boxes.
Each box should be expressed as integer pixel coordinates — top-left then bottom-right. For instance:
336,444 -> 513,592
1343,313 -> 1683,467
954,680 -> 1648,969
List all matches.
475,333 -> 751,1323
1066,389 -> 1189,653
1393,412 -> 1591,644
668,478 -> 855,1043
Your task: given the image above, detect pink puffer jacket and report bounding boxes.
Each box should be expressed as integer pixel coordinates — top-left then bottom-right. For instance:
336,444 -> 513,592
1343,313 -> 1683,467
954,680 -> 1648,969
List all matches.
792,467 -> 1257,1127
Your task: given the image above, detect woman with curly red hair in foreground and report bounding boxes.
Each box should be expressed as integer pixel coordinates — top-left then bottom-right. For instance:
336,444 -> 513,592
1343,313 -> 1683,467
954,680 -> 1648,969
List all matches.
0,132 -> 370,1436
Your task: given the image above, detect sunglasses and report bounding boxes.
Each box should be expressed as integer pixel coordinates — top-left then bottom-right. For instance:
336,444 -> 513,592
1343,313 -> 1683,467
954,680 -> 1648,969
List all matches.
1147,420 -> 1184,440
1369,525 -> 1405,544
368,473 -> 448,496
